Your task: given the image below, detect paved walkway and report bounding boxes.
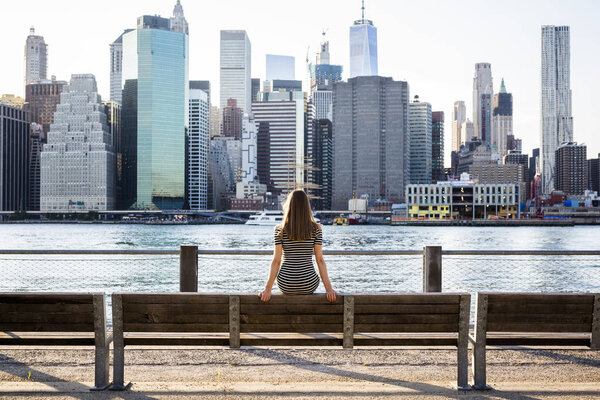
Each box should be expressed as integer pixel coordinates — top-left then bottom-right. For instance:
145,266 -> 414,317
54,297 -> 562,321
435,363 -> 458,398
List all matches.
0,346 -> 599,399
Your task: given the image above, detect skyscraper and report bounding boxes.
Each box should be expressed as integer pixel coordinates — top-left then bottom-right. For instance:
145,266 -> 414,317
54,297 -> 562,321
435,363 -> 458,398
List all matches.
25,78 -> 67,134
103,101 -> 121,207
241,115 -> 258,185
220,30 -> 251,114
491,78 -> 513,158
253,91 -> 305,196
541,25 -> 572,194
349,0 -> 378,78
451,101 -> 466,153
555,142 -> 586,195
170,0 -> 189,34
28,123 -> 43,210
121,8 -> 189,210
409,98 -> 432,184
40,74 -> 115,211
24,27 -> 47,86
473,63 -> 493,143
432,111 -> 445,183
188,81 -> 209,210
266,54 -> 295,81
309,36 -> 343,120
332,76 -> 409,209
221,98 -> 243,139
0,104 -> 30,211
109,29 -> 134,105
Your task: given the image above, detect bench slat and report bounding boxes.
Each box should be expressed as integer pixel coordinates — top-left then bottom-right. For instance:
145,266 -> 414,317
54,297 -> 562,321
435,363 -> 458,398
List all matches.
123,303 -> 228,314
355,323 -> 458,333
354,314 -> 459,324
0,294 -> 95,304
0,312 -> 94,324
239,295 -> 342,305
487,303 -> 593,314
240,304 -> 344,314
487,322 -> 591,333
486,294 -> 594,304
354,295 -> 461,304
0,303 -> 94,313
487,313 -> 592,324
123,312 -> 228,324
355,304 -> 460,314
240,314 -> 342,324
121,294 -> 229,304
240,324 -> 342,333
0,323 -> 96,332
123,323 -> 229,332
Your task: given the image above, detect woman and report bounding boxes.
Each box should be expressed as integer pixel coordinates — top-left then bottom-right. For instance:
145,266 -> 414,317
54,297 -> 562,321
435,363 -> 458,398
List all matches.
259,189 -> 337,302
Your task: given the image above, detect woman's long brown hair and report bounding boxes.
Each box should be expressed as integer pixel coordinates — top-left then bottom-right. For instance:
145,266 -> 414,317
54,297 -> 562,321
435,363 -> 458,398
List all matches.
279,189 -> 319,241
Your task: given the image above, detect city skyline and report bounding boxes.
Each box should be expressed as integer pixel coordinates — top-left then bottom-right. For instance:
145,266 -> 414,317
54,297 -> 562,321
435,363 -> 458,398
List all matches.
2,0 -> 600,165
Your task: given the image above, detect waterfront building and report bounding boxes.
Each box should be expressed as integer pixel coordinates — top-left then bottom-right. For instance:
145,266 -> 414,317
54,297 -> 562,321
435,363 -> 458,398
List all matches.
491,78 -> 513,158
308,119 -> 333,210
332,76 -> 409,209
221,98 -> 243,139
28,123 -> 43,210
241,115 -> 258,185
41,74 -> 115,211
349,1 -> 378,78
109,30 -> 134,104
473,63 -> 493,143
505,150 -> 530,199
456,139 -> 499,175
451,101 -> 466,153
555,142 -> 587,195
24,27 -> 47,86
272,80 -> 302,92
541,25 -> 573,194
432,111 -> 444,183
588,154 -> 600,193
406,180 -> 519,219
0,104 -> 30,211
266,54 -> 295,81
408,98 -> 432,184
0,95 -> 24,109
188,82 -> 210,210
469,163 -> 527,203
121,10 -> 189,210
220,30 -> 251,114
253,90 -> 305,196
25,78 -> 67,134
103,101 -> 121,208
210,106 -> 220,138
251,78 -> 260,102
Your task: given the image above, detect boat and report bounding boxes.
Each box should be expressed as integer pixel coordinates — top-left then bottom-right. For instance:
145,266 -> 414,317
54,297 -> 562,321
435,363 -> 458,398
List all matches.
333,214 -> 349,226
246,211 -> 320,225
245,211 -> 284,225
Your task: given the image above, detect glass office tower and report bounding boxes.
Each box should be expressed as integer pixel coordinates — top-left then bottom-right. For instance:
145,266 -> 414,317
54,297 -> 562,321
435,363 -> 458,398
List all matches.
121,15 -> 189,210
349,2 -> 378,78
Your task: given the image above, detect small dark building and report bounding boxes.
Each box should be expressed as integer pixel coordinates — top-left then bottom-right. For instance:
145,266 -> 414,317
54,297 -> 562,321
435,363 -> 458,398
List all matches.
431,111 -> 445,183
555,142 -> 587,195
588,154 -> 600,193
1,105 -> 30,211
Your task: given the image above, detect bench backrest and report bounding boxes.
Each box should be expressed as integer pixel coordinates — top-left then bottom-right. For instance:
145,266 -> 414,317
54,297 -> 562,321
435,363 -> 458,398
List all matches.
239,294 -> 343,333
352,294 -> 468,333
483,293 -> 597,333
116,293 -> 230,333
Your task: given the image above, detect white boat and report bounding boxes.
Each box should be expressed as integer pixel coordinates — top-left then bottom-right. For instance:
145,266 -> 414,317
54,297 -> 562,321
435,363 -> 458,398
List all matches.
245,211 -> 320,225
245,211 -> 284,225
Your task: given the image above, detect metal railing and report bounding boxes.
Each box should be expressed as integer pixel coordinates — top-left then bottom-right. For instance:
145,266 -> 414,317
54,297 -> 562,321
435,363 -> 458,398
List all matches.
1,246 -> 599,295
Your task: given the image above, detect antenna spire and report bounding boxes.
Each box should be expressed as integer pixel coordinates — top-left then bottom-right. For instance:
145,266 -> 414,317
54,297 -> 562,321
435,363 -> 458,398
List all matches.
361,0 -> 365,21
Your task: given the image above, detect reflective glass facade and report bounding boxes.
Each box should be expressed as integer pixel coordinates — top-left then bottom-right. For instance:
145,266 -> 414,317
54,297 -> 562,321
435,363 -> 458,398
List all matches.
122,22 -> 188,210
349,23 -> 378,78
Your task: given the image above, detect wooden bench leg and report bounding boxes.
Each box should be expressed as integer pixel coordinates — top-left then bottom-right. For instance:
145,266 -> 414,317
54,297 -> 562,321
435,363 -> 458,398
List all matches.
592,295 -> 599,349
471,293 -> 491,390
343,296 -> 354,349
455,294 -> 471,390
109,294 -> 130,391
91,294 -> 111,391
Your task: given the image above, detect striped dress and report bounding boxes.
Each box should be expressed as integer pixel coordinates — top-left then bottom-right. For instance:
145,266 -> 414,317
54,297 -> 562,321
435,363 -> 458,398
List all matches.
274,225 -> 322,295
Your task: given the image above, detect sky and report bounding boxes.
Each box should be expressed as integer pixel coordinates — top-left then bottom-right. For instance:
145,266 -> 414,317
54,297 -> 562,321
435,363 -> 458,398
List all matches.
3,0 -> 600,165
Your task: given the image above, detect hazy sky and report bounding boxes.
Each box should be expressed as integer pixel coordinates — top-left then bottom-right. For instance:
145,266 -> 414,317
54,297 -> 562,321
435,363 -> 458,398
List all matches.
3,0 -> 600,164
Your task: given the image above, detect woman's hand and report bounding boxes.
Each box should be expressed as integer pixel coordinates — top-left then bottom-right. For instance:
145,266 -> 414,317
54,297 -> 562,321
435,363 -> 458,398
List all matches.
259,289 -> 272,302
325,288 -> 337,303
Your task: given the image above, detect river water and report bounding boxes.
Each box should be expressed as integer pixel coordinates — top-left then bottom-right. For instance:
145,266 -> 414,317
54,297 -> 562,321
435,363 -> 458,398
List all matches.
0,224 -> 599,295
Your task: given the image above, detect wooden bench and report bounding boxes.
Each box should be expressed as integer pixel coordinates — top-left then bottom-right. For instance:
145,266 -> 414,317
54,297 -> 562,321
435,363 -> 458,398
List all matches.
111,292 -> 471,390
0,292 -> 111,390
470,292 -> 600,390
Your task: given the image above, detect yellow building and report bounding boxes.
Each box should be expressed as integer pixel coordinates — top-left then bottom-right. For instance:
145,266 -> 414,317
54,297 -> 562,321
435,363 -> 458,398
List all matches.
0,94 -> 24,109
408,205 -> 451,219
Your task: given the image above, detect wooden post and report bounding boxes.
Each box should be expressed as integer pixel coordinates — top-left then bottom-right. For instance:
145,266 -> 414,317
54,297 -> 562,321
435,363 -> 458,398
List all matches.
229,295 -> 240,348
91,294 -> 110,391
423,246 -> 442,292
109,294 -> 130,391
180,245 -> 198,292
343,296 -> 354,349
471,293 -> 491,390
456,294 -> 471,390
591,295 -> 600,349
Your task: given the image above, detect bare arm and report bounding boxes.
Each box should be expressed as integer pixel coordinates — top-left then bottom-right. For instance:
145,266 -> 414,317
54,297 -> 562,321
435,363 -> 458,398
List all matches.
315,243 -> 337,302
259,244 -> 282,302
